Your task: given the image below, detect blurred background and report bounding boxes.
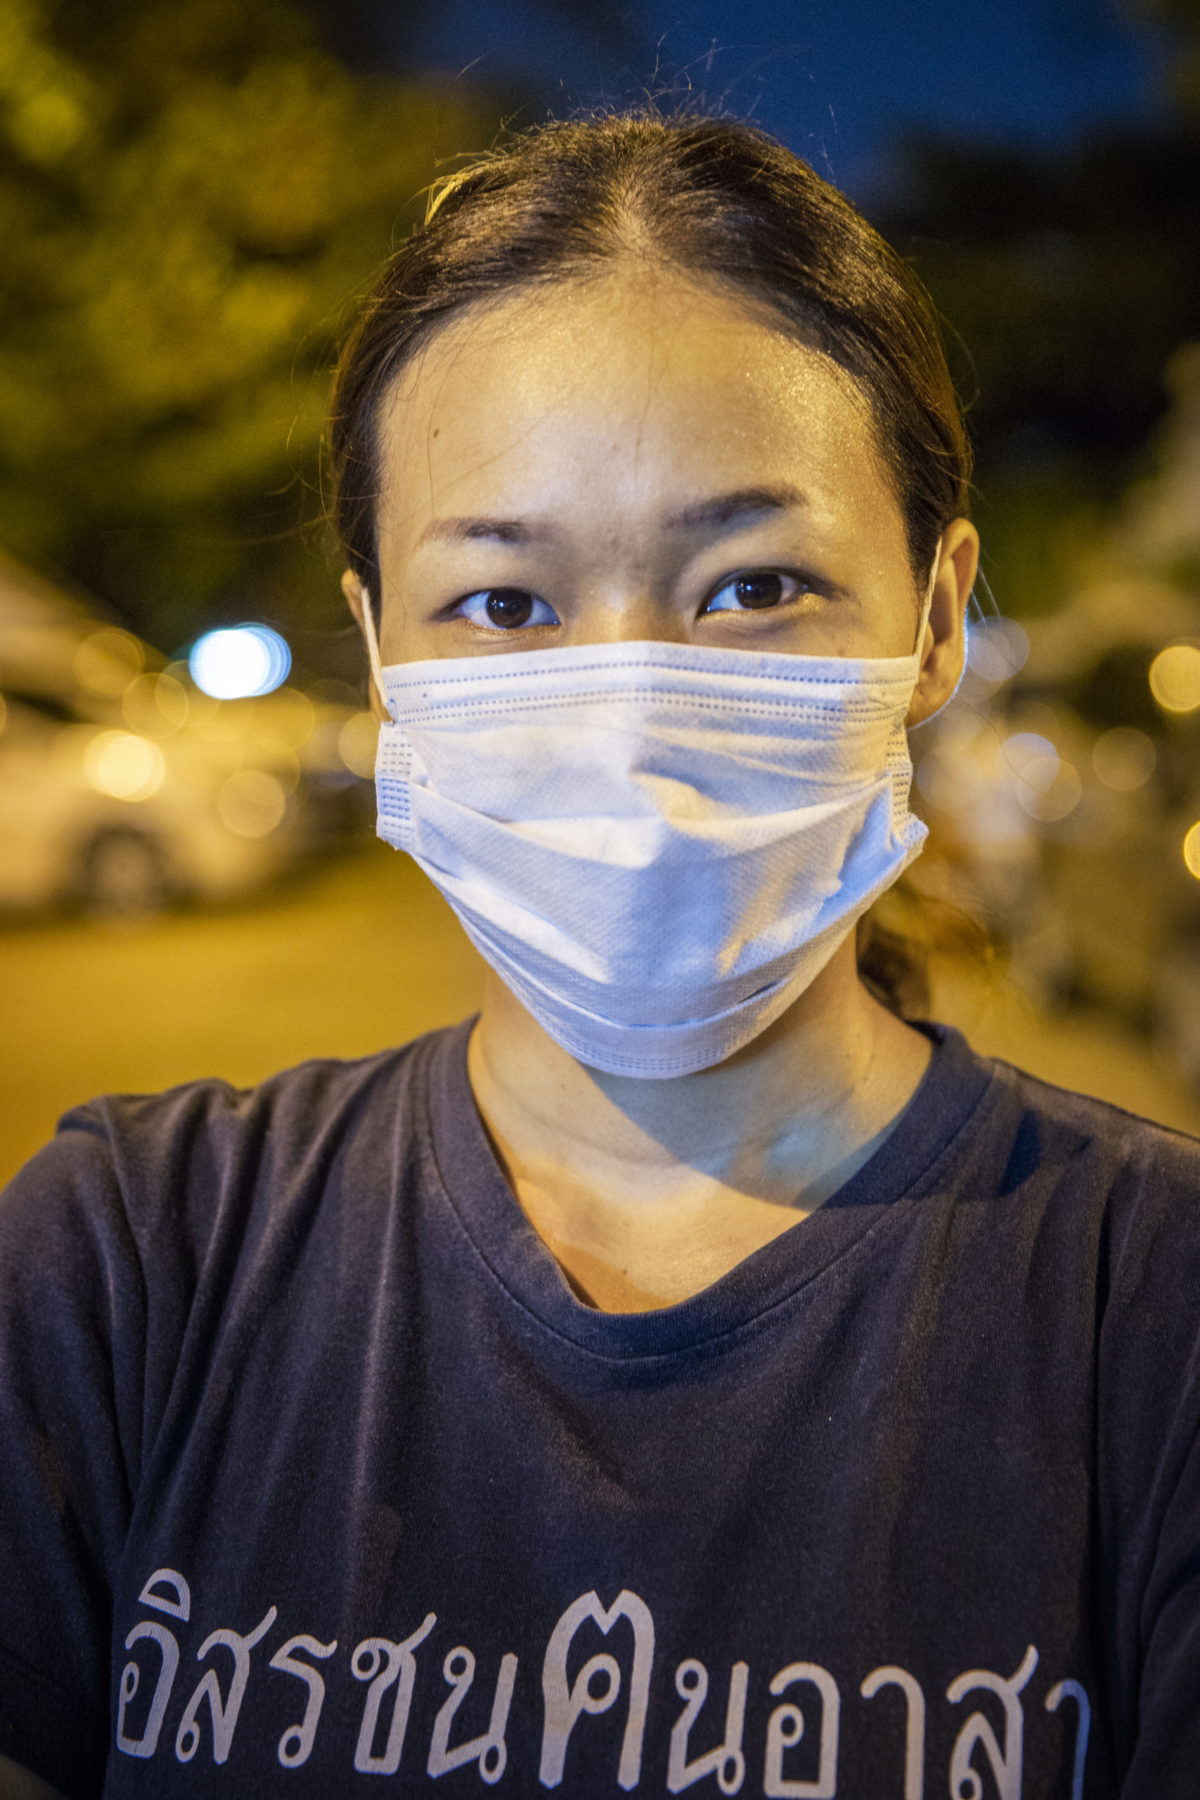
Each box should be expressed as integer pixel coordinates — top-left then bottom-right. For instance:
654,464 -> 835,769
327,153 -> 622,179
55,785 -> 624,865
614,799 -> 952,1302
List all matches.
3,0 -> 1200,1182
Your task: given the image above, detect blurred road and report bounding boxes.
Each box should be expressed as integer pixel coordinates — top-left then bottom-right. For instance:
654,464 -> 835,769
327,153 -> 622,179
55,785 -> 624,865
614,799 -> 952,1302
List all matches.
0,847 -> 487,1188
2,847 -> 1199,1188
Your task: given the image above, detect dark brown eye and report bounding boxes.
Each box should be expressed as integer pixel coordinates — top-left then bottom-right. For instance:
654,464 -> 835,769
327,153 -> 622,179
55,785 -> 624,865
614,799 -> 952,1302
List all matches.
732,574 -> 785,609
485,589 -> 534,627
457,588 -> 558,631
705,572 -> 801,615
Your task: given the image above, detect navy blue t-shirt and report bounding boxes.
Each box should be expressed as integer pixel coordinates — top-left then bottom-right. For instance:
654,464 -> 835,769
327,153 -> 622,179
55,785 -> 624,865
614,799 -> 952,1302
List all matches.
1,1019 -> 1199,1797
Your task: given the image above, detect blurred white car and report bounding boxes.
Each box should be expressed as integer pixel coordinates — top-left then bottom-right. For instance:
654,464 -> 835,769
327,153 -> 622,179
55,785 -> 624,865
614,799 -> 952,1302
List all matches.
0,620 -> 376,915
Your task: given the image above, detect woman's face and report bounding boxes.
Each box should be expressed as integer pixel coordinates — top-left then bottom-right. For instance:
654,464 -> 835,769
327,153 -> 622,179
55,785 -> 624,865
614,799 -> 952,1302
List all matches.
361,266 -> 972,704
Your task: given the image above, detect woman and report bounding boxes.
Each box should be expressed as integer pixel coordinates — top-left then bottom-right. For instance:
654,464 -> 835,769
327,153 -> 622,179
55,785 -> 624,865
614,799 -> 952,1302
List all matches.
1,112 -> 1196,1799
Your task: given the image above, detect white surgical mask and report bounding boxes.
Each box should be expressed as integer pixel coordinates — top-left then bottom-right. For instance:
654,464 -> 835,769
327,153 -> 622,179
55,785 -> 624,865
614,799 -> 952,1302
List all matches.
360,571 -> 936,1078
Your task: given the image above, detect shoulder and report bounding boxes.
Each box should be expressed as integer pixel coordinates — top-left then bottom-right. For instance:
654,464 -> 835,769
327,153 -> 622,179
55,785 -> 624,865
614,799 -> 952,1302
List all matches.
913,1028 -> 1200,1348
910,1022 -> 1200,1238
957,1043 -> 1200,1376
976,1046 -> 1200,1219
70,1031 -> 428,1161
979,1065 -> 1200,1760
916,1016 -> 1200,1200
0,1022 -> 467,1288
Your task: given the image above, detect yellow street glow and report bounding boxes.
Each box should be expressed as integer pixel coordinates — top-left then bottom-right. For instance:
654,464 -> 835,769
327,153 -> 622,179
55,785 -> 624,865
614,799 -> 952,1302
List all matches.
122,672 -> 189,738
217,770 -> 286,838
1092,727 -> 1156,792
83,731 -> 165,802
1185,823 -> 1200,879
1150,644 -> 1200,713
338,710 -> 379,778
73,628 -> 144,700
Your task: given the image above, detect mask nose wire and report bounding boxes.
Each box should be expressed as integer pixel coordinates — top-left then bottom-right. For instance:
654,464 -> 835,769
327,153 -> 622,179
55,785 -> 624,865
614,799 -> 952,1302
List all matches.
359,585 -> 388,711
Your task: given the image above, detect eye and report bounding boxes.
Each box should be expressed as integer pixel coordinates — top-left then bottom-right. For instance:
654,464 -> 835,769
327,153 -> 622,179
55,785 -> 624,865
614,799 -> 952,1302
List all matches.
703,571 -> 807,614
456,588 -> 559,631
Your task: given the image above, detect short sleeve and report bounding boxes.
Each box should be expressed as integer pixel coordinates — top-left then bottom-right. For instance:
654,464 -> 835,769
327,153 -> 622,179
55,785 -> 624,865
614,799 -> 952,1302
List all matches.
1097,1132 -> 1200,1791
0,1113 -> 147,1798
1122,1424 -> 1200,1792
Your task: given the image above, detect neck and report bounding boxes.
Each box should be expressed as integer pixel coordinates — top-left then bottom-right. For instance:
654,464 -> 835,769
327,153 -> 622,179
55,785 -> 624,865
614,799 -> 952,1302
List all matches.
466,939 -> 932,1308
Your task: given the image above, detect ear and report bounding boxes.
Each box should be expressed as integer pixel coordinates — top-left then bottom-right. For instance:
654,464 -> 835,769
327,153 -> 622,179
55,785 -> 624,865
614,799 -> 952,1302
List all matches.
341,568 -> 389,722
906,518 -> 979,727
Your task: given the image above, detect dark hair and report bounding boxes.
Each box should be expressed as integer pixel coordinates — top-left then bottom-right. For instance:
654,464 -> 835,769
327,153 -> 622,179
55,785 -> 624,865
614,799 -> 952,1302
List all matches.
328,110 -> 976,1018
329,109 -> 971,610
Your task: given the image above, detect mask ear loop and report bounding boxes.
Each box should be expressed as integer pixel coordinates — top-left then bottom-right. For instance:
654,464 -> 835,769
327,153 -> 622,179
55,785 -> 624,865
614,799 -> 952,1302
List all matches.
359,585 -> 388,711
914,537 -> 941,658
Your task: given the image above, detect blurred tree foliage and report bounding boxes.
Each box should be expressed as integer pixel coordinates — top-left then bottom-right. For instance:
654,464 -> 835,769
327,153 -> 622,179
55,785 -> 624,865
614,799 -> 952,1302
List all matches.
1131,0 -> 1200,112
6,0 -> 1196,646
880,2 -> 1200,616
0,0 -> 490,652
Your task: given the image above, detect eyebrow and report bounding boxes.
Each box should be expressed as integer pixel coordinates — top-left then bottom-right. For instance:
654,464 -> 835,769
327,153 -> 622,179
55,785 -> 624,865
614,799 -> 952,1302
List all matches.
663,484 -> 809,533
417,515 -> 552,547
416,484 -> 808,549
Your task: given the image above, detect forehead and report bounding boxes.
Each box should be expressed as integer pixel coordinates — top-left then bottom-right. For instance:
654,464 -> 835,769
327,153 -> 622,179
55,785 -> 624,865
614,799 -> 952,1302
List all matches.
375,267 -> 894,542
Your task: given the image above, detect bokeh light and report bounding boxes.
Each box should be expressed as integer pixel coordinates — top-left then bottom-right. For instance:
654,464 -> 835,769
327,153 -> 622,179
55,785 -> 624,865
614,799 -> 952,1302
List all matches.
121,672 -> 189,738
74,628 -> 144,699
189,625 -> 291,700
1002,731 -> 1082,821
82,732 -> 166,802
1184,823 -> 1200,880
251,688 -> 314,751
338,710 -> 379,778
1092,727 -> 1157,792
1019,761 -> 1082,822
1003,731 -> 1059,789
217,770 -> 287,837
1149,644 -> 1200,714
966,617 -> 1030,684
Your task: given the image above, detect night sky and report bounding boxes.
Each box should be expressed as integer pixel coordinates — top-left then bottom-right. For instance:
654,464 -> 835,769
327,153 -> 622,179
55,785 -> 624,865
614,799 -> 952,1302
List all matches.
389,0 -> 1168,200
